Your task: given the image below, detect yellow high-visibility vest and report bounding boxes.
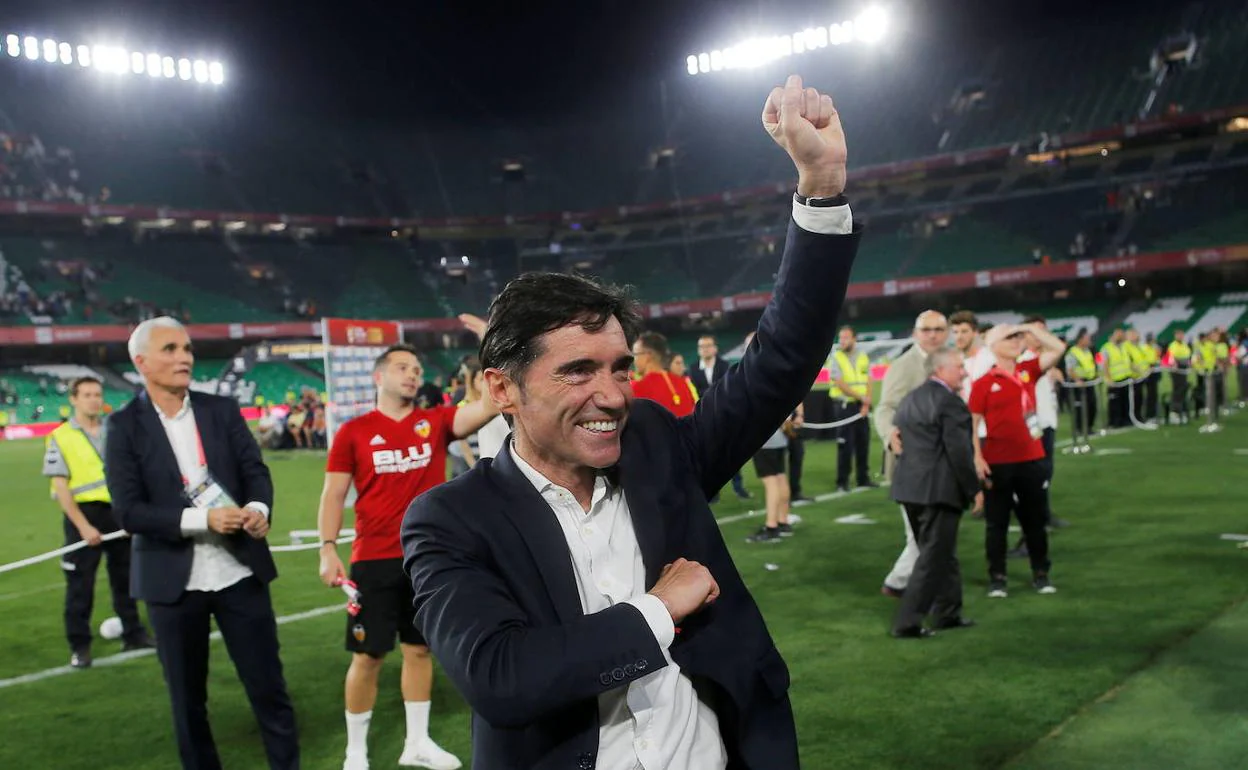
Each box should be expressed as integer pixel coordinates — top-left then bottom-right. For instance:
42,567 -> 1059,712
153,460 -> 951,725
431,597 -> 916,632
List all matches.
1168,341 -> 1192,365
829,350 -> 870,401
1068,347 -> 1096,380
47,422 -> 111,504
1196,341 -> 1217,374
1122,342 -> 1147,377
1215,342 -> 1230,364
1141,343 -> 1160,367
1101,343 -> 1131,381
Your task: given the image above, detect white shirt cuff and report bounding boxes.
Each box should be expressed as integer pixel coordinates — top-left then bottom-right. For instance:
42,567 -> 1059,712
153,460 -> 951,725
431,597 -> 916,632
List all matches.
181,508 -> 209,536
792,197 -> 852,235
625,594 -> 676,649
245,501 -> 270,519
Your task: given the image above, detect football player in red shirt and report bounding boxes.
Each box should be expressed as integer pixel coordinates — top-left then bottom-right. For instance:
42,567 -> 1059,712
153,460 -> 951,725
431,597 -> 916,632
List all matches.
968,322 -> 1066,600
630,331 -> 696,417
317,318 -> 497,770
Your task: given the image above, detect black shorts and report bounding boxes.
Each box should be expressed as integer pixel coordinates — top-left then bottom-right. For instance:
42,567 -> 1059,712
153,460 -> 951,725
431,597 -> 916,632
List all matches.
752,447 -> 786,478
344,558 -> 425,656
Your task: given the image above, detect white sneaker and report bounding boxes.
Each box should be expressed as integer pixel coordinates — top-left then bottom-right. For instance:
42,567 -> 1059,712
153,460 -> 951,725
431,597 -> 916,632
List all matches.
399,739 -> 462,770
343,751 -> 369,770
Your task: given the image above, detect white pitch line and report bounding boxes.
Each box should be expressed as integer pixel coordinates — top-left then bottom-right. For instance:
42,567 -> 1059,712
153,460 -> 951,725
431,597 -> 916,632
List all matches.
0,582 -> 62,604
0,603 -> 342,691
713,487 -> 873,526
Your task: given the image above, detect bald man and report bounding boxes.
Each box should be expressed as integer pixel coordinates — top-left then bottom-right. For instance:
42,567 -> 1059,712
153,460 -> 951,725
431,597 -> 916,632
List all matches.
874,310 -> 949,597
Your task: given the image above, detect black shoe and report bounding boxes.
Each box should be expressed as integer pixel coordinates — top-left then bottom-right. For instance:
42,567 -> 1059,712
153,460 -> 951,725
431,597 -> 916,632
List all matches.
776,522 -> 795,537
122,632 -> 156,652
1033,574 -> 1058,594
891,626 -> 935,639
987,579 -> 1008,598
733,488 -> 752,500
746,527 -> 783,543
932,617 -> 977,631
836,484 -> 850,494
70,648 -> 92,669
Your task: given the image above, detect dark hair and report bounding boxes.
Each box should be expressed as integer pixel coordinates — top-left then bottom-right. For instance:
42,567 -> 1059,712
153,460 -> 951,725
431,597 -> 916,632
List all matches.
480,272 -> 642,380
1023,314 -> 1046,326
697,334 -> 716,344
460,355 -> 482,381
635,331 -> 670,361
373,343 -> 420,372
70,376 -> 102,397
949,310 -> 978,328
978,322 -> 995,334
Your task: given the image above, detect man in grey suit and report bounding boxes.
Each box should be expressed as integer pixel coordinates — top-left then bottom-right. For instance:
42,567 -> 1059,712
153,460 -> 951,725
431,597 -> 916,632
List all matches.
889,348 -> 979,637
874,310 -> 949,596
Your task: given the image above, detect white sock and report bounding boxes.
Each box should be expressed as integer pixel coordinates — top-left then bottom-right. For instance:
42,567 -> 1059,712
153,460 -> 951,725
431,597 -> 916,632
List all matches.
405,700 -> 431,745
346,710 -> 372,756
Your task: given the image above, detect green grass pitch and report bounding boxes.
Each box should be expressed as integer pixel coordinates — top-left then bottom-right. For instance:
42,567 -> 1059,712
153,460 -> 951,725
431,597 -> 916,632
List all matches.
0,404 -> 1245,769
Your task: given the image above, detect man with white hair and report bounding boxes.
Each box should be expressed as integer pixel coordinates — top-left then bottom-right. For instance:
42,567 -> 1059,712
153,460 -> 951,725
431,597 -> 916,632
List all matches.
105,316 -> 298,770
874,310 -> 949,597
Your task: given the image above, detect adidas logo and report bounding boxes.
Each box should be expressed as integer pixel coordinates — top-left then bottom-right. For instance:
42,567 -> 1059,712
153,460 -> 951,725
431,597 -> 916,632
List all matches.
990,383 -> 1002,393
369,434 -> 386,446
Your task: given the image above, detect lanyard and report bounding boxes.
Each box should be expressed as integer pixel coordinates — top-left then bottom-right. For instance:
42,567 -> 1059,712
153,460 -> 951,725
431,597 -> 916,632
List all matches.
658,372 -> 683,406
180,422 -> 208,488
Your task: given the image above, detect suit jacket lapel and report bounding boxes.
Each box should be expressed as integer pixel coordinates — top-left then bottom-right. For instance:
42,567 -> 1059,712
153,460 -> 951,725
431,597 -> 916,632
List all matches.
617,435 -> 666,589
489,444 -> 585,623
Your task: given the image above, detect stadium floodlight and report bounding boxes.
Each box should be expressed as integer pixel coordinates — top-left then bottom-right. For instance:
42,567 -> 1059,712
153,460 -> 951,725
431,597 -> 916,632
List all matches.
1,31 -> 224,85
685,5 -> 889,75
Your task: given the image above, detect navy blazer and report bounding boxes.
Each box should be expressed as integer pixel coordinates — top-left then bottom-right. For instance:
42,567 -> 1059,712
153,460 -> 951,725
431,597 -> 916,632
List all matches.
890,379 -> 980,511
402,219 -> 860,770
105,390 -> 277,604
689,357 -> 731,399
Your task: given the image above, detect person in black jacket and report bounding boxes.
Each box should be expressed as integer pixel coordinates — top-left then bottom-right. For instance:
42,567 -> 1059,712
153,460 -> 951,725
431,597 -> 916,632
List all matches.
401,74 -> 858,770
889,347 -> 979,638
690,334 -> 751,501
106,316 -> 297,770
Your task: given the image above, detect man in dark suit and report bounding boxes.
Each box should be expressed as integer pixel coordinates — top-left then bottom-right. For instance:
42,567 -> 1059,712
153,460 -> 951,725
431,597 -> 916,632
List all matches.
106,316 -> 298,770
690,334 -> 751,501
402,75 -> 858,770
889,347 -> 979,638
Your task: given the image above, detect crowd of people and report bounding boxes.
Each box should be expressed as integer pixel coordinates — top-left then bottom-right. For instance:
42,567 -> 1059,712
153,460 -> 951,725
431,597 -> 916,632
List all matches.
0,132 -> 88,205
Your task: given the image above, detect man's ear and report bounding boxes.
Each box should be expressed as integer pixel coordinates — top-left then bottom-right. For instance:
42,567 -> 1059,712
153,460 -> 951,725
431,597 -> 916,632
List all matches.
483,368 -> 518,415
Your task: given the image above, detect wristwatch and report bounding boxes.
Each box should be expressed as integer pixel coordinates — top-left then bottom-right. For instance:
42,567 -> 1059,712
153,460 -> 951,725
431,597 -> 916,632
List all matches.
794,192 -> 848,207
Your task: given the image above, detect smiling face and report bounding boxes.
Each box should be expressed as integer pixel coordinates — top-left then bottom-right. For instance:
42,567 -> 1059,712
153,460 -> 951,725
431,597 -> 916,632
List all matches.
135,326 -> 194,391
486,317 -> 634,487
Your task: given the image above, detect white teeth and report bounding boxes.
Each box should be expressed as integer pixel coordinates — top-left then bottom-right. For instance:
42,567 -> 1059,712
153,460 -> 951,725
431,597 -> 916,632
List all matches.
580,420 -> 618,433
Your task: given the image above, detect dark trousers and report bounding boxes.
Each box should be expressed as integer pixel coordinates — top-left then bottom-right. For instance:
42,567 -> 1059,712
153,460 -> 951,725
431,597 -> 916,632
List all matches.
1107,384 -> 1128,428
1143,371 -> 1160,420
62,502 -> 144,651
787,434 -> 805,498
147,577 -> 299,770
1072,387 -> 1097,436
835,401 -> 870,487
1170,373 -> 1190,419
893,504 -> 963,631
984,460 -> 1051,579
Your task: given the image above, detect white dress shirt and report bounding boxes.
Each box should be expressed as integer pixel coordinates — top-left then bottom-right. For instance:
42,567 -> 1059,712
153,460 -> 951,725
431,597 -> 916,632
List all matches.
511,448 -> 728,770
157,395 -> 268,592
699,361 -> 716,387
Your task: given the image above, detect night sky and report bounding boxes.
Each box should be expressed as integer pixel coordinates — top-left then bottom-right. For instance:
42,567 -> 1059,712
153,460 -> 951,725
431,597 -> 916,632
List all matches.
6,0 -> 1148,125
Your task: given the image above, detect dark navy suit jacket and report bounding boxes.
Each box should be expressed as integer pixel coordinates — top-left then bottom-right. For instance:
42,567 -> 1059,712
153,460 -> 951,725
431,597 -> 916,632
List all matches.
402,219 -> 860,770
105,390 -> 277,604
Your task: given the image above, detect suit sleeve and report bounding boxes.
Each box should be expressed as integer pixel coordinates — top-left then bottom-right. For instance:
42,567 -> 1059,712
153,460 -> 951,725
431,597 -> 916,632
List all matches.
940,397 -> 980,503
402,494 -> 668,729
680,220 -> 860,498
224,401 -> 274,513
874,359 -> 908,444
104,414 -> 186,544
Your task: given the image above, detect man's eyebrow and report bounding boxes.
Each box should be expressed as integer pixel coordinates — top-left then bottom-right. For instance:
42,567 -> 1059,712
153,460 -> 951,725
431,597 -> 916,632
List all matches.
553,358 -> 597,376
612,355 -> 634,371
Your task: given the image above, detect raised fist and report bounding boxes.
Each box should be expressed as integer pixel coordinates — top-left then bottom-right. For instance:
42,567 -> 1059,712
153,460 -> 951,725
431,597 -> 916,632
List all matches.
762,75 -> 848,199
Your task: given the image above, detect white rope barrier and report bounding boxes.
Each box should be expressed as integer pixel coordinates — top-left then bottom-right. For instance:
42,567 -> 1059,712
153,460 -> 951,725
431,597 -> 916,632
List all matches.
801,411 -> 867,430
0,530 -> 130,575
270,535 -> 356,553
